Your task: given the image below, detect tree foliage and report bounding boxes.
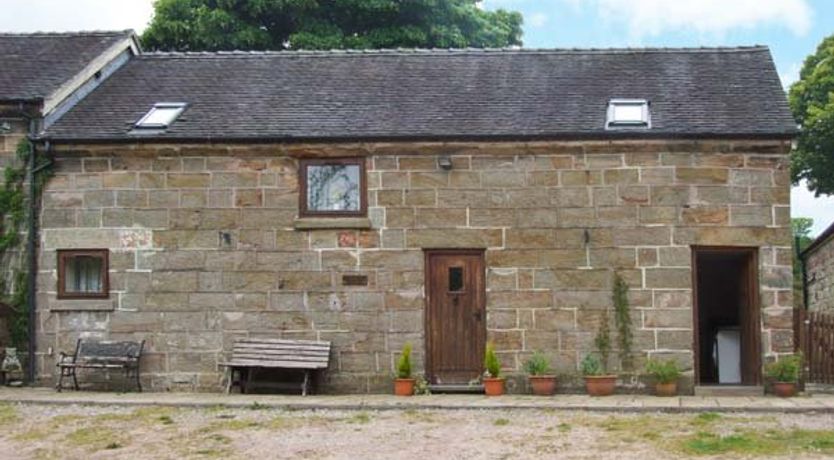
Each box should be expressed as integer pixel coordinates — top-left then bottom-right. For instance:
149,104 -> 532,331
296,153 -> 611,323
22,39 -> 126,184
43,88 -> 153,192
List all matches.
792,217 -> 814,309
789,33 -> 834,196
142,0 -> 524,51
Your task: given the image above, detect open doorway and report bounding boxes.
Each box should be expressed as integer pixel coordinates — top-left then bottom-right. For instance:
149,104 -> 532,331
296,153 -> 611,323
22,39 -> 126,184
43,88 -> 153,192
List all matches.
692,247 -> 761,386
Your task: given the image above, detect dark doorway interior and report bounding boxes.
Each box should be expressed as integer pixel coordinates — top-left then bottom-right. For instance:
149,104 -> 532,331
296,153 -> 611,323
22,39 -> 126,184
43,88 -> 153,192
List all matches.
693,248 -> 761,386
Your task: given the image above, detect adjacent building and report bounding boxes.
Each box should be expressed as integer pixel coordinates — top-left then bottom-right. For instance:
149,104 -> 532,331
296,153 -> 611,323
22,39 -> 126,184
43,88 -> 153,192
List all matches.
803,221 -> 834,312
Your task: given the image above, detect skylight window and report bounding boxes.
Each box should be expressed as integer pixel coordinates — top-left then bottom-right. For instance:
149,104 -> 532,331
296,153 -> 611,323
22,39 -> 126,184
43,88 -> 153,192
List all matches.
606,99 -> 650,129
135,102 -> 187,129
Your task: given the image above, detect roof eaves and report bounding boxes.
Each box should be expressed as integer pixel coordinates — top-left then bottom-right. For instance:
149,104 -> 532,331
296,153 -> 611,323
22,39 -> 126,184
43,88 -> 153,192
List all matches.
802,220 -> 834,258
38,130 -> 797,146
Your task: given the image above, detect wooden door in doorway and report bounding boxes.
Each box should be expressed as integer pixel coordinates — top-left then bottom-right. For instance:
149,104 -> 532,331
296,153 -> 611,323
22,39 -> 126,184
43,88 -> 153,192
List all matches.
425,250 -> 486,385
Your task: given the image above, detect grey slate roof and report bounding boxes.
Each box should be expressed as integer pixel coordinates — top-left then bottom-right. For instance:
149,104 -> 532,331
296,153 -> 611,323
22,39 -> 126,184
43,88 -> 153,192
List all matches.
0,31 -> 133,102
43,46 -> 797,142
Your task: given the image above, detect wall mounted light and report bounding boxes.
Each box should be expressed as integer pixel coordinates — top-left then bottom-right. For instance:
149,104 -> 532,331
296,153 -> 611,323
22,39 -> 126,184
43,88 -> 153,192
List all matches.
438,155 -> 453,170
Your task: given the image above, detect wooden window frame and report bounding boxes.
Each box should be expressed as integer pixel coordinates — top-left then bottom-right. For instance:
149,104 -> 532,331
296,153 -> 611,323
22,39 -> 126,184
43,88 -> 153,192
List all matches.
57,249 -> 109,300
298,157 -> 367,218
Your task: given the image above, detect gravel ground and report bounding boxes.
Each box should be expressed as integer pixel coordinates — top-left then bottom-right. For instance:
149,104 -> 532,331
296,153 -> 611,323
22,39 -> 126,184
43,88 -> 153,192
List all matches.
1,403 -> 834,459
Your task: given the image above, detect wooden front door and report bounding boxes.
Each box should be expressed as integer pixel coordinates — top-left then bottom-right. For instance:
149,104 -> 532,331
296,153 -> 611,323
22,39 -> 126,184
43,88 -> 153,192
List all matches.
425,250 -> 486,385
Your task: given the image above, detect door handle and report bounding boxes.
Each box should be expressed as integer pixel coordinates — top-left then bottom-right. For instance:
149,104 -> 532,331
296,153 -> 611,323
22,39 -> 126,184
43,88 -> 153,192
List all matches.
474,311 -> 482,321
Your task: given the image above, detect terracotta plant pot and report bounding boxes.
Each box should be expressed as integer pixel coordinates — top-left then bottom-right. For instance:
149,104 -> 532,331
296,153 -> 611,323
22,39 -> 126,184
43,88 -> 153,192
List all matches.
394,378 -> 416,396
483,377 -> 506,396
584,375 -> 616,396
655,382 -> 678,397
772,382 -> 797,398
529,375 -> 557,396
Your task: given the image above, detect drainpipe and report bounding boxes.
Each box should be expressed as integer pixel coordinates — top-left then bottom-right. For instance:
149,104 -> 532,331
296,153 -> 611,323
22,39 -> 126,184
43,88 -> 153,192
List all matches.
796,235 -> 809,311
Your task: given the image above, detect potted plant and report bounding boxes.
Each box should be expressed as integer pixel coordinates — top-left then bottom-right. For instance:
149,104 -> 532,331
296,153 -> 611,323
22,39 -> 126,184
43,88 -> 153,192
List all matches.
483,342 -> 505,396
765,354 -> 801,397
645,358 -> 681,396
581,354 -> 616,396
524,351 -> 557,396
394,343 -> 415,396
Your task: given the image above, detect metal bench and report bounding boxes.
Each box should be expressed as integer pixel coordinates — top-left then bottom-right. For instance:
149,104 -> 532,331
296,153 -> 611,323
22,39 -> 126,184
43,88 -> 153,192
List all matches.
219,338 -> 331,395
56,339 -> 144,392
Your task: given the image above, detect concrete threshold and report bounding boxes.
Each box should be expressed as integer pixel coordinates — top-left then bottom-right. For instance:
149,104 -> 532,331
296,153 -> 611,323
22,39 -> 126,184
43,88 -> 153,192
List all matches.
1,388 -> 833,414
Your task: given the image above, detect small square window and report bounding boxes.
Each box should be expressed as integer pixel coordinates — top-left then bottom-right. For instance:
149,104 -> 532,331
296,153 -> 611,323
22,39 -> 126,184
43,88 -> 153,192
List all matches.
448,266 -> 464,292
135,102 -> 187,129
299,158 -> 366,217
57,250 -> 109,299
606,99 -> 650,128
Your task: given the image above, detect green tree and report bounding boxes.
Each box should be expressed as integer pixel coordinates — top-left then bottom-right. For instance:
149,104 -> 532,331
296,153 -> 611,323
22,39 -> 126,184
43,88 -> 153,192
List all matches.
792,217 -> 814,308
789,34 -> 834,196
141,0 -> 524,51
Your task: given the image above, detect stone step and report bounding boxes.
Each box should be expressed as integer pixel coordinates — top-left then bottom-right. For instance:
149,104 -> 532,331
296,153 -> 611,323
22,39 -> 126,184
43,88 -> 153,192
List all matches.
694,385 -> 764,397
428,384 -> 484,394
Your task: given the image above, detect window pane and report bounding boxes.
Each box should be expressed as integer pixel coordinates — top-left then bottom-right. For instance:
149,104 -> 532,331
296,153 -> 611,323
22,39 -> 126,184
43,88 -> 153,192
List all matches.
306,164 -> 361,212
65,256 -> 104,293
449,266 -> 464,292
613,104 -> 644,123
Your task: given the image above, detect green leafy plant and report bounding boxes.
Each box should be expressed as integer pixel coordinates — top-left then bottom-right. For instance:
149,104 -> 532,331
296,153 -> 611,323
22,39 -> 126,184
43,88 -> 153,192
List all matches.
765,355 -> 802,383
613,273 -> 633,370
581,354 -> 604,377
524,351 -> 551,376
484,342 -> 501,378
594,308 -> 612,374
414,375 -> 431,395
1,139 -> 52,352
396,343 -> 413,379
645,359 -> 682,384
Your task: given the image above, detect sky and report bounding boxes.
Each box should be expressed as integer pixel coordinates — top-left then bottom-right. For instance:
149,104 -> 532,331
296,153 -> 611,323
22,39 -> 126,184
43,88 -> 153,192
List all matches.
1,0 -> 832,235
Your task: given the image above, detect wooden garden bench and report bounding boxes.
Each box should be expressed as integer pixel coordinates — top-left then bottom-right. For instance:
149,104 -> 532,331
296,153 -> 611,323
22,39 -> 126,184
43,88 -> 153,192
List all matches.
56,339 -> 144,392
219,338 -> 331,395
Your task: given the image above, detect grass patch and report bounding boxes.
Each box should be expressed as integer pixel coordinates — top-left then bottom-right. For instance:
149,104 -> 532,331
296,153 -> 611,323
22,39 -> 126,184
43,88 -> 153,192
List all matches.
349,412 -> 371,424
0,403 -> 20,425
494,418 -> 510,426
557,423 -> 572,433
66,426 -> 124,451
680,428 -> 834,456
691,412 -> 721,426
159,415 -> 175,425
248,401 -> 269,411
13,428 -> 51,442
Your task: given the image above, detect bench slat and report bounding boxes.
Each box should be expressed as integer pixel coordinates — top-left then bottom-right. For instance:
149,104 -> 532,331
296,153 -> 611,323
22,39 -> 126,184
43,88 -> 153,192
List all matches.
229,355 -> 328,364
231,348 -> 329,357
221,360 -> 328,369
232,344 -> 330,352
235,338 -> 329,346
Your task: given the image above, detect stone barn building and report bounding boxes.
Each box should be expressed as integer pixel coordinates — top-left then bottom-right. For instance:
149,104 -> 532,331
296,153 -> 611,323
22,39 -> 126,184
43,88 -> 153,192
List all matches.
26,45 -> 796,394
803,220 -> 834,312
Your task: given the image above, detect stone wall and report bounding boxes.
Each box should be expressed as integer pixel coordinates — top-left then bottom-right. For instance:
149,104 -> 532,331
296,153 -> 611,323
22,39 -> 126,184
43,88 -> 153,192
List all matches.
806,233 -> 834,312
34,140 -> 795,393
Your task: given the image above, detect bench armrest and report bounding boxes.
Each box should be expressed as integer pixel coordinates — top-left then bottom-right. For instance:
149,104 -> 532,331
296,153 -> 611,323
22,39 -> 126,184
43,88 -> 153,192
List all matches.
56,352 -> 74,366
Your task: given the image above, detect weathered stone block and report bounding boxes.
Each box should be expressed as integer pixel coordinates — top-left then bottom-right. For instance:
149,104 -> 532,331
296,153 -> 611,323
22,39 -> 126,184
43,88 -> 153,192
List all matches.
643,309 -> 692,329
406,229 -> 502,248
645,268 -> 691,288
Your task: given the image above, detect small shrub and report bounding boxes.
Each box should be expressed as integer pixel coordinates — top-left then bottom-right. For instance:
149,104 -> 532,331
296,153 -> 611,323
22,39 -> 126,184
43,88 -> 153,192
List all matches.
580,354 -> 604,376
396,343 -> 413,379
594,309 -> 612,374
765,355 -> 802,383
524,351 -> 551,376
414,375 -> 431,395
645,358 -> 681,384
494,418 -> 510,426
484,342 -> 501,378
